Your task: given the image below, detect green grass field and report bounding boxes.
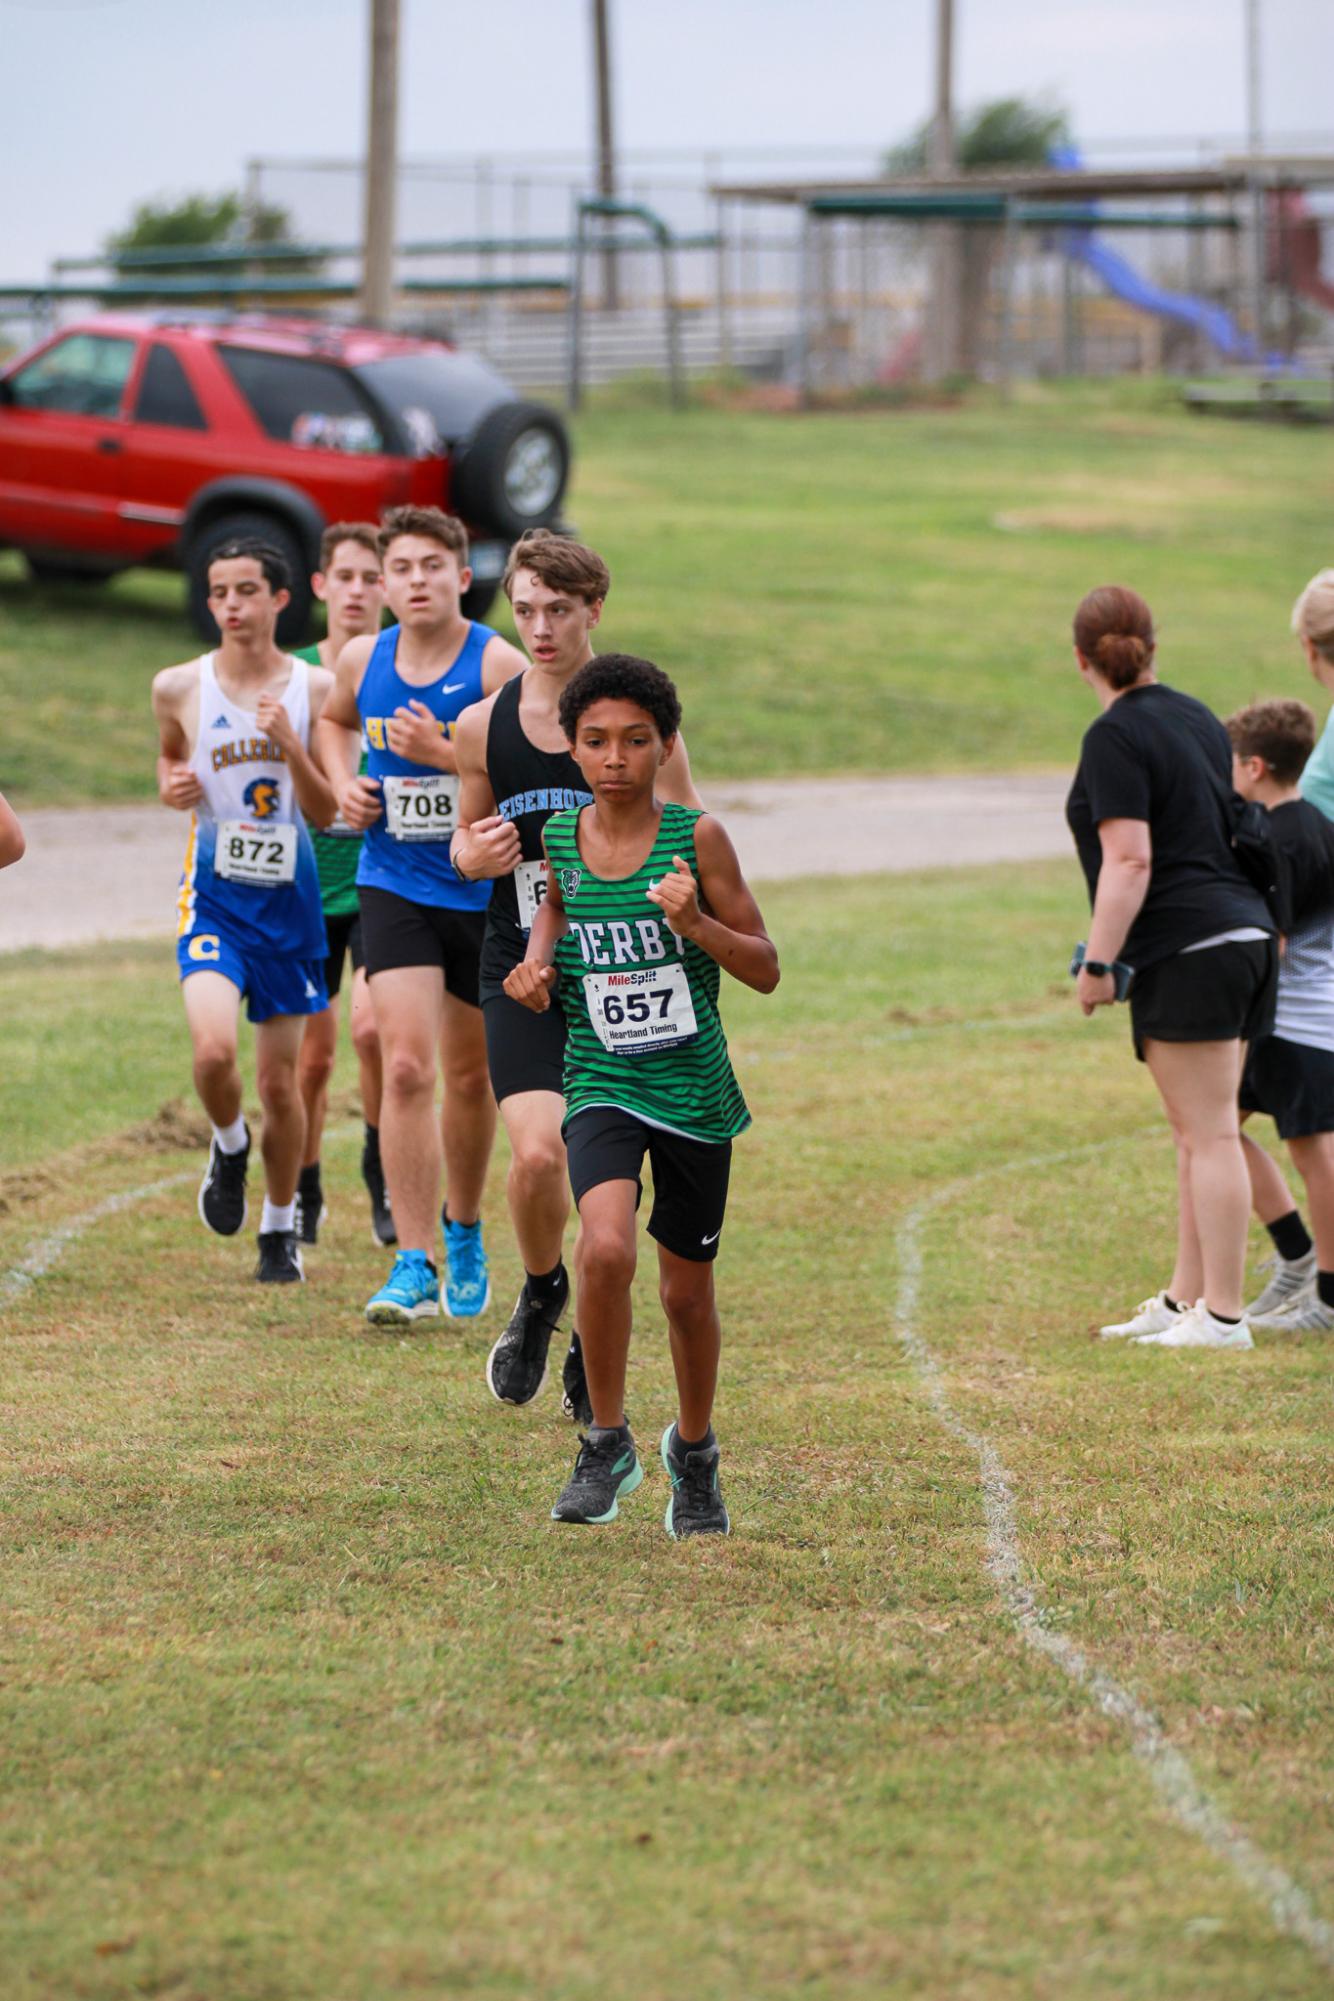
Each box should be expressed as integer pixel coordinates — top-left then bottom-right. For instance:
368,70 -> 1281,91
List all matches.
2,381 -> 1332,807
3,866 -> 1330,1999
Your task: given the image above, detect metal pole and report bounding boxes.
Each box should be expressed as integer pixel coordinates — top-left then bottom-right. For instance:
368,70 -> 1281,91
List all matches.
715,195 -> 732,372
997,200 -> 1018,393
592,0 -> 619,309
360,0 -> 400,326
926,0 -> 961,379
797,206 -> 814,406
661,230 -> 684,409
1245,0 -> 1266,370
568,200 -> 587,412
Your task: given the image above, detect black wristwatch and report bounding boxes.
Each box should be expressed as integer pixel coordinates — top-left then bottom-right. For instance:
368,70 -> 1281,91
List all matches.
1069,942 -> 1133,1000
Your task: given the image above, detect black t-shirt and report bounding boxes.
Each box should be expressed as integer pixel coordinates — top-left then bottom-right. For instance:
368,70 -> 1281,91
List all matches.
1268,797 -> 1334,930
1066,682 -> 1272,970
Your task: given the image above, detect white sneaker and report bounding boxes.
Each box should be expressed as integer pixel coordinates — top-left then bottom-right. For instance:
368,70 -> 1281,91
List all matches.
1099,1291 -> 1182,1340
1249,1292 -> 1334,1335
1136,1301 -> 1254,1350
1244,1249 -> 1316,1318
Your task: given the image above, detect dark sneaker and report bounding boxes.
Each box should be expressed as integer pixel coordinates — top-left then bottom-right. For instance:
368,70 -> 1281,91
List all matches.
487,1272 -> 568,1405
362,1140 -> 397,1247
296,1168 -> 325,1247
255,1230 -> 305,1284
661,1425 -> 730,1539
198,1126 -> 250,1237
560,1332 -> 593,1425
551,1430 -> 643,1524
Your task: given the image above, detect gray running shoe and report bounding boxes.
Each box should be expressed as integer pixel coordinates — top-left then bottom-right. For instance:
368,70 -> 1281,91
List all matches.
486,1272 -> 568,1406
661,1425 -> 730,1539
1245,1249 -> 1316,1318
551,1430 -> 642,1524
1249,1291 -> 1334,1335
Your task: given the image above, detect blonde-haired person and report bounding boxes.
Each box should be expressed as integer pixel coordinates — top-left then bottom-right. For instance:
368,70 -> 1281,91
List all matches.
1066,585 -> 1278,1350
1292,569 -> 1334,820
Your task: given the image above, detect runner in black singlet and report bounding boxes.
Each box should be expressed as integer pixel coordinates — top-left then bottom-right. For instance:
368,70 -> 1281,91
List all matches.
452,531 -> 700,1415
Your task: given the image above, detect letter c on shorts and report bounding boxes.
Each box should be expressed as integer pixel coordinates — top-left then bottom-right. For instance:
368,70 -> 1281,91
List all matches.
188,934 -> 221,963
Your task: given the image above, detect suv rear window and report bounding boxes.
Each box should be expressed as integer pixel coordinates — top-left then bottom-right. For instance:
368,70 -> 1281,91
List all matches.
219,346 -> 385,454
134,344 -> 207,430
8,332 -> 136,418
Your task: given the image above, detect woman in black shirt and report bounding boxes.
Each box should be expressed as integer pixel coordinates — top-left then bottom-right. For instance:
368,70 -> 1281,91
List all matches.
1066,585 -> 1276,1350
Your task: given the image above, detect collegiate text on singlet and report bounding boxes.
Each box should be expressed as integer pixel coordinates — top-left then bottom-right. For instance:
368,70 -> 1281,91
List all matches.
485,672 -> 593,956
356,621 -> 495,911
176,653 -> 327,958
545,802 -> 750,1144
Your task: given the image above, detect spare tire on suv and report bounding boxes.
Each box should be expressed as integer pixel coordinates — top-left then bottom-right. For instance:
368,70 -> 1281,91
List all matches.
450,402 -> 570,541
186,511 -> 313,651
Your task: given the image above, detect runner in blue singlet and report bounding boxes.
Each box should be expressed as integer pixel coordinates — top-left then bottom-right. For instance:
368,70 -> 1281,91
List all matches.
316,505 -> 527,1325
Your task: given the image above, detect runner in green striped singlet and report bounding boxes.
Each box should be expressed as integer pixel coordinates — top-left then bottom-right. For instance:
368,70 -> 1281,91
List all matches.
505,654 -> 779,1537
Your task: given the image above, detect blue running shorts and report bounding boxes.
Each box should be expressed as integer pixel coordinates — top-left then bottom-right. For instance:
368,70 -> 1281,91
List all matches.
177,929 -> 329,1023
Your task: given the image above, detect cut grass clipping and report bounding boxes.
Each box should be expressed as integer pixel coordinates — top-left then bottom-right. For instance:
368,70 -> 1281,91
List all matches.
1,863 -> 1330,2000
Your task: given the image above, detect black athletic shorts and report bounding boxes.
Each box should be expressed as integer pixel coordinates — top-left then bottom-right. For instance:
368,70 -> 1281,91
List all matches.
1129,936 -> 1277,1062
564,1104 -> 732,1264
1240,1033 -> 1334,1139
323,909 -> 364,1000
483,988 -> 567,1101
358,886 -> 484,1006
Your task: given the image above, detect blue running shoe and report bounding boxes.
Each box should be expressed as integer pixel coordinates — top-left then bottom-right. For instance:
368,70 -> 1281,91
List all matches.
442,1214 -> 491,1318
365,1250 -> 440,1326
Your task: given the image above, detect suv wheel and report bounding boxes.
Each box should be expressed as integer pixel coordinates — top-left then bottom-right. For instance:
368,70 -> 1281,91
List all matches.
186,511 -> 313,648
27,557 -> 118,587
451,402 -> 570,540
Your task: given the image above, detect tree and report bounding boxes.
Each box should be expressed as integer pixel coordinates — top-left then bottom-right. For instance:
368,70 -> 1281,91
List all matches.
107,192 -> 322,277
885,96 -> 1071,177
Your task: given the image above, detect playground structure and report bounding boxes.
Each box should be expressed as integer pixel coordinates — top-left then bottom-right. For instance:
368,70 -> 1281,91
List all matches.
6,145 -> 1334,400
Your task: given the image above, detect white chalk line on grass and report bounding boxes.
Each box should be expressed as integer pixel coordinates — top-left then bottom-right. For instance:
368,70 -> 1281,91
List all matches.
895,1135 -> 1334,1973
0,1121 -> 369,1313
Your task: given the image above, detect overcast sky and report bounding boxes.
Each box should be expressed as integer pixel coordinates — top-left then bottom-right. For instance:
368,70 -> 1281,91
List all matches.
1,0 -> 1331,281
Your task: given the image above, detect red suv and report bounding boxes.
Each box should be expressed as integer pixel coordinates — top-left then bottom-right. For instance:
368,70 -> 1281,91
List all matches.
0,313 -> 571,643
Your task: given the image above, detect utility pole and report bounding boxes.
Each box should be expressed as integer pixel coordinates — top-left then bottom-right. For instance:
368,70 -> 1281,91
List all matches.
592,0 -> 619,309
925,0 -> 963,379
361,0 -> 400,326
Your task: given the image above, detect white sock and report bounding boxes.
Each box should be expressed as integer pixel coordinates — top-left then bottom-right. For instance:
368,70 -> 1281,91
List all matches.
212,1116 -> 248,1154
260,1198 -> 295,1235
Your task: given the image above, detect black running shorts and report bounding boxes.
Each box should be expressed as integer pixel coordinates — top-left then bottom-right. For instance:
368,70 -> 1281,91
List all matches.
1129,936 -> 1277,1062
483,988 -> 567,1101
564,1104 -> 732,1264
358,886 -> 484,1006
1240,1033 -> 1334,1140
323,909 -> 364,1000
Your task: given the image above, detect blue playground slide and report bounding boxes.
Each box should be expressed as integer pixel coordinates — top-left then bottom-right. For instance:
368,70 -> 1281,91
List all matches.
1060,230 -> 1259,362
1048,144 -> 1263,364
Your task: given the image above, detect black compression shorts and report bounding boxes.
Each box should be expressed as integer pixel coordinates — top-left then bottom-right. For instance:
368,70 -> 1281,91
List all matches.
358,887 -> 484,1007
483,989 -> 567,1102
323,909 -> 364,999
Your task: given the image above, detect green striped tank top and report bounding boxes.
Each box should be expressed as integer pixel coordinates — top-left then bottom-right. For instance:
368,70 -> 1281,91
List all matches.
545,801 -> 750,1144
296,643 -> 362,918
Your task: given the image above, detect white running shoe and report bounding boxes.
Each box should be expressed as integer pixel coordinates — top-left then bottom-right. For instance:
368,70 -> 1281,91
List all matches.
1248,1291 -> 1334,1335
1244,1249 -> 1316,1318
1136,1301 -> 1254,1350
1099,1291 -> 1182,1340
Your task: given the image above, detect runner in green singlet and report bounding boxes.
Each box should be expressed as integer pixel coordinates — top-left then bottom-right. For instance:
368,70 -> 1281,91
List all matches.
505,654 -> 779,1537
294,524 -> 395,1246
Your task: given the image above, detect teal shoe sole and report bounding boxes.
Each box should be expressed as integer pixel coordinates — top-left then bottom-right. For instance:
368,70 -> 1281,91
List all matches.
551,1456 -> 643,1524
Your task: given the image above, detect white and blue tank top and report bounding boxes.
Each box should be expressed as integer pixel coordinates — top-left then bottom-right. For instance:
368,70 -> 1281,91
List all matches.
356,620 -> 495,911
176,653 -> 327,958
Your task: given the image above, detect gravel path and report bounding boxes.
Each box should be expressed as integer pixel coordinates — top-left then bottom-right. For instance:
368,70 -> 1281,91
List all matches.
0,776 -> 1073,955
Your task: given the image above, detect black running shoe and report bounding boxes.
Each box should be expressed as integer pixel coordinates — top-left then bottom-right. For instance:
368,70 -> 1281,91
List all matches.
660,1425 -> 730,1539
296,1167 -> 325,1247
560,1331 -> 593,1425
487,1271 -> 568,1405
255,1230 -> 305,1284
362,1139 -> 397,1247
198,1126 -> 250,1237
551,1430 -> 643,1524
